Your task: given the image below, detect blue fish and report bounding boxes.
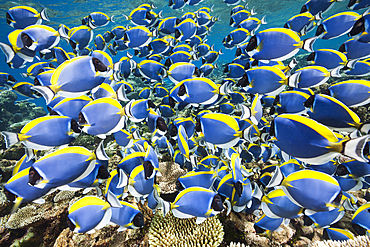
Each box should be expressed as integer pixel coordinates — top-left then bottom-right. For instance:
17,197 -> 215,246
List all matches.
110,201 -> 144,231
171,187 -> 224,223
29,142 -> 108,189
270,114 -> 370,164
6,6 -> 49,29
326,80 -> 370,107
245,28 -> 316,61
1,116 -> 75,150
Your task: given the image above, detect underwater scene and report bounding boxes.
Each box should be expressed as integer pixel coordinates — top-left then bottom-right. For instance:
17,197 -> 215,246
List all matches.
2,0 -> 370,246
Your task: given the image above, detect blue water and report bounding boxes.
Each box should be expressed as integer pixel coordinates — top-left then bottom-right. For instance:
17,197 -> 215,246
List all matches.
0,0 -> 362,108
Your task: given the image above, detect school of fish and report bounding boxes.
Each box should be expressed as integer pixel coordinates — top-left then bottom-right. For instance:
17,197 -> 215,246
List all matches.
1,0 -> 370,241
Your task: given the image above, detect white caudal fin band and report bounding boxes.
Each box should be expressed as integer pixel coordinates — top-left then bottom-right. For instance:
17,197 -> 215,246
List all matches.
342,135 -> 370,163
95,141 -> 109,161
1,131 -> 19,148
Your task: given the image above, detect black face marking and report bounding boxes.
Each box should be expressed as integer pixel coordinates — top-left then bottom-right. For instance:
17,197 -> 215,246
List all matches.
306,52 -> 315,61
177,84 -> 186,96
195,118 -> 201,132
211,194 -> 224,211
67,218 -> 76,231
245,36 -> 257,51
156,117 -> 168,132
174,29 -> 181,39
133,213 -> 144,227
176,180 -> 184,191
269,119 -> 275,137
92,57 -> 108,72
21,33 -> 33,48
28,166 -> 42,186
335,164 -> 349,176
97,165 -> 109,179
237,74 -> 249,87
164,58 -> 172,67
143,161 -> 154,180
300,5 -> 307,13
4,188 -> 16,202
303,215 -> 314,226
303,95 -> 315,108
71,119 -> 81,133
315,24 -> 325,37
338,44 -> 346,53
169,124 -> 178,137
6,12 -> 13,25
235,48 -> 242,57
7,74 -> 16,82
283,23 -> 289,29
194,67 -> 200,77
78,112 -> 87,125
147,100 -> 156,108
348,0 -> 356,7
235,181 -> 243,197
350,18 -> 365,37
254,224 -> 265,234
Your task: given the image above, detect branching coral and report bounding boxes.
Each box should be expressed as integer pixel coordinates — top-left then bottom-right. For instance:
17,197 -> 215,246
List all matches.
309,235 -> 370,247
148,211 -> 224,247
5,205 -> 42,229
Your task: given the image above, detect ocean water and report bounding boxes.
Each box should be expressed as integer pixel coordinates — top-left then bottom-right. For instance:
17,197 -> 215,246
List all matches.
0,0 -> 363,109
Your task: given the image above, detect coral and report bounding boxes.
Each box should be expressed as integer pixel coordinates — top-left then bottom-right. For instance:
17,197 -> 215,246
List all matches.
148,211 -> 224,247
156,162 -> 187,194
228,242 -> 250,247
54,191 -> 76,203
5,205 -> 42,229
309,235 -> 370,247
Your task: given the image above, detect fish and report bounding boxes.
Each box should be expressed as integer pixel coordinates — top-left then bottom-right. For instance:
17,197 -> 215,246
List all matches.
239,16 -> 267,33
171,187 -> 224,224
199,113 -> 249,148
261,188 -> 303,219
306,49 -> 348,70
304,94 -> 370,132
300,0 -> 341,16
270,114 -> 370,164
82,12 -> 114,29
1,116 -> 76,150
316,11 -> 362,39
68,192 -> 121,234
281,169 -> 342,212
28,141 -> 109,189
170,77 -> 224,106
323,227 -> 355,241
33,56 -> 110,104
4,167 -> 51,213
245,28 -> 316,61
79,97 -> 127,139
325,80 -> 370,107
348,0 -> 370,10
175,19 -> 198,42
6,6 -> 49,29
110,201 -> 144,231
289,65 -> 341,89
284,12 -> 319,36
352,202 -> 370,235
304,207 -> 344,228
123,26 -> 157,49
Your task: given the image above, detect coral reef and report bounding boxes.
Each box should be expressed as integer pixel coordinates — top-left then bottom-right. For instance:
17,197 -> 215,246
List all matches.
0,90 -> 46,132
148,211 -> 224,247
156,161 -> 187,194
309,235 -> 370,247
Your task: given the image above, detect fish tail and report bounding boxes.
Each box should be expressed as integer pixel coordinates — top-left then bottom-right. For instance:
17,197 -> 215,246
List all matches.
39,8 -> 50,22
95,141 -> 109,161
301,37 -> 317,52
359,122 -> 370,134
1,131 -> 20,148
31,86 -> 56,105
11,197 -> 23,214
341,135 -> 370,163
0,42 -> 15,64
